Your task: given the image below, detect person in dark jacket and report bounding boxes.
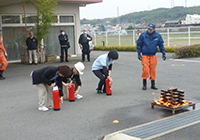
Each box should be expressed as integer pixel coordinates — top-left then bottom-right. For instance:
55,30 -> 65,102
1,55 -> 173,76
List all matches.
137,22 -> 166,90
31,65 -> 73,111
78,29 -> 92,62
26,32 -> 38,65
58,30 -> 70,62
92,50 -> 119,93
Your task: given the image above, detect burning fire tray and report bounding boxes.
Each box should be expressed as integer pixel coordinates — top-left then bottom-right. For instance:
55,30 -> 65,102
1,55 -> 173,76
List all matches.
151,101 -> 195,114
152,88 -> 195,114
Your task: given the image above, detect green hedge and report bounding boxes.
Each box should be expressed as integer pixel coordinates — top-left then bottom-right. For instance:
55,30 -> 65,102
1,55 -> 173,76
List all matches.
174,44 -> 200,58
94,45 -> 200,58
94,45 -> 180,53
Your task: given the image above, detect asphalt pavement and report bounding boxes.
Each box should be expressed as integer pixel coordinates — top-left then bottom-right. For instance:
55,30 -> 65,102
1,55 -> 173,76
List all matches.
1,51 -> 200,140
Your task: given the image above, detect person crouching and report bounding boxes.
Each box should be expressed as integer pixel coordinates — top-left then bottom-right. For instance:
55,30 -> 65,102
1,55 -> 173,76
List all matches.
92,50 -> 119,93
31,65 -> 72,111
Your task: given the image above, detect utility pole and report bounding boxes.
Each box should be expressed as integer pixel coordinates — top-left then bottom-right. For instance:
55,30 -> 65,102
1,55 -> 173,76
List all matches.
171,0 -> 175,8
185,0 -> 187,7
117,6 -> 120,24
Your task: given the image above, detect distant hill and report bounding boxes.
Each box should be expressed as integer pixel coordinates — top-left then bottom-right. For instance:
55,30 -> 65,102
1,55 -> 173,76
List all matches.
81,6 -> 200,25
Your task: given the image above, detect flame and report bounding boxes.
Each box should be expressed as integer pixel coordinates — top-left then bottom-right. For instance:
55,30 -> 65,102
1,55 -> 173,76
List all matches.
154,97 -> 191,107
154,99 -> 160,104
183,100 -> 190,105
153,87 -> 191,108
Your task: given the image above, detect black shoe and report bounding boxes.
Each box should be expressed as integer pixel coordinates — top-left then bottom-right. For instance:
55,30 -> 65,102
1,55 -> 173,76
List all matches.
66,60 -> 69,62
151,80 -> 158,90
0,76 -> 5,80
34,63 -> 37,65
142,79 -> 147,90
97,90 -> 103,94
142,86 -> 147,90
151,86 -> 158,90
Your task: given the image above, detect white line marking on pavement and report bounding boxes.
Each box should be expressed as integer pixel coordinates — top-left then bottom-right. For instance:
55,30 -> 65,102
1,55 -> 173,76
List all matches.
169,58 -> 200,63
171,64 -> 185,66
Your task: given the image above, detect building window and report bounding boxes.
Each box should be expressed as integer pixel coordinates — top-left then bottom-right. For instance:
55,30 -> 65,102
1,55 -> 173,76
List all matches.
22,15 -> 37,23
2,15 -> 20,24
60,16 -> 74,23
22,15 -> 58,23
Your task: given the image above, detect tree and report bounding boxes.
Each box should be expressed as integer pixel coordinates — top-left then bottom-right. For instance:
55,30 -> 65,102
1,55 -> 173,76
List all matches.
32,0 -> 59,48
126,25 -> 134,30
99,25 -> 105,31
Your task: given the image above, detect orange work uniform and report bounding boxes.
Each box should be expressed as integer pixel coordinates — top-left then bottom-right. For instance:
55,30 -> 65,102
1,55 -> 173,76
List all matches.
0,37 -> 8,71
141,55 -> 157,80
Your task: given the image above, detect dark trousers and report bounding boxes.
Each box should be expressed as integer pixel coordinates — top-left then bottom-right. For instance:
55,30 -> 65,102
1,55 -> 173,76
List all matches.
81,43 -> 90,62
92,70 -> 106,92
82,54 -> 90,62
60,47 -> 68,62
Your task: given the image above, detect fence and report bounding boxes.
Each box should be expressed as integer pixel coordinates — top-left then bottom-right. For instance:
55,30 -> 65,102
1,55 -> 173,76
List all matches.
91,26 -> 200,47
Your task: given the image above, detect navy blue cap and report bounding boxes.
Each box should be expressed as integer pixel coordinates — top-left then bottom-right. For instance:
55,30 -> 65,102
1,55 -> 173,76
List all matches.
148,22 -> 155,30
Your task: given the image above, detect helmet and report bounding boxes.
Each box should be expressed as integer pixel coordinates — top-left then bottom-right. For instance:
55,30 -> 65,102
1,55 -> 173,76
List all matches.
108,50 -> 119,60
74,62 -> 85,75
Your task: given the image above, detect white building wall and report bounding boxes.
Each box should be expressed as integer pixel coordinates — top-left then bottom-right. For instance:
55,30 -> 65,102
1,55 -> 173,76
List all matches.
0,2 -> 82,56
0,3 -> 35,14
185,14 -> 200,24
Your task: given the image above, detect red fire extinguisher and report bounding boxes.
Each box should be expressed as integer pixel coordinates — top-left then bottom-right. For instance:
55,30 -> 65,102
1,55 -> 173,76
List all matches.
53,86 -> 60,111
106,78 -> 112,96
68,83 -> 75,102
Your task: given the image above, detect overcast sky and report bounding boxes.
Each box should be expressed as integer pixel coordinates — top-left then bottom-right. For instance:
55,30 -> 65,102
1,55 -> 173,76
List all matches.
80,0 -> 200,19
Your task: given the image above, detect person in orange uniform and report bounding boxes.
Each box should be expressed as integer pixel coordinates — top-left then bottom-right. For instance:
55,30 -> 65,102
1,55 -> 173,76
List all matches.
137,23 -> 166,90
0,29 -> 8,80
